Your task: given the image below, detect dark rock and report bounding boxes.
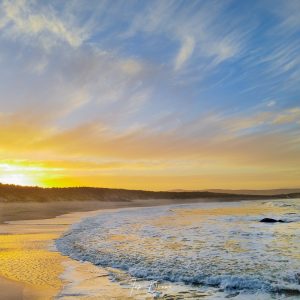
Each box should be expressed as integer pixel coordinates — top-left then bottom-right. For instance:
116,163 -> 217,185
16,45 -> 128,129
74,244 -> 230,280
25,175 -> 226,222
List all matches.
226,292 -> 239,298
260,218 -> 285,223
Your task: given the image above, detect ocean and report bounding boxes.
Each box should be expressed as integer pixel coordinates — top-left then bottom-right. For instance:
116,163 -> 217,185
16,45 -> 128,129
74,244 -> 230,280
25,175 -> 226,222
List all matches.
56,199 -> 300,299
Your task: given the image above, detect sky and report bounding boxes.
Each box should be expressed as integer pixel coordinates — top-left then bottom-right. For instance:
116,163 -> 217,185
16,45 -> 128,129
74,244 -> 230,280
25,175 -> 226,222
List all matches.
0,0 -> 299,190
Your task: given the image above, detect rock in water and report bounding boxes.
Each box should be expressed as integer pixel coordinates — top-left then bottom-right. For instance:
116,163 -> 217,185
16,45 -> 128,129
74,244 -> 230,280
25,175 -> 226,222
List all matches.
260,218 -> 285,223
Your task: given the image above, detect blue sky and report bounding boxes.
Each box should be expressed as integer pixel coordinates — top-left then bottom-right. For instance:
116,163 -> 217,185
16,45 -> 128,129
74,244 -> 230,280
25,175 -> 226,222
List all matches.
0,0 -> 299,189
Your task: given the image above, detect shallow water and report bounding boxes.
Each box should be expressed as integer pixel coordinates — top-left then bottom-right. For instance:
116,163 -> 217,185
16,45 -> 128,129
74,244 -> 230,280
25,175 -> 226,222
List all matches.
56,199 -> 300,299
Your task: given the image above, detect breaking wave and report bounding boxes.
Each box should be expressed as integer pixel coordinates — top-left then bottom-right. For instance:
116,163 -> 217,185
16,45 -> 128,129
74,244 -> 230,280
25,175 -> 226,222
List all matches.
56,200 -> 300,298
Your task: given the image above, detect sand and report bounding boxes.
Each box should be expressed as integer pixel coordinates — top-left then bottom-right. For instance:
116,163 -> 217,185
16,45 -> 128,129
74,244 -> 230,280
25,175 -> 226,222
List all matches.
0,197 -> 236,224
0,207 -> 139,299
0,277 -> 23,300
0,200 -> 139,224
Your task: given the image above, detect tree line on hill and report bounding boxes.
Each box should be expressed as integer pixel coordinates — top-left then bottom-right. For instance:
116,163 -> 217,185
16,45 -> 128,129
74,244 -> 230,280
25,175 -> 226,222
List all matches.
0,183 -> 299,202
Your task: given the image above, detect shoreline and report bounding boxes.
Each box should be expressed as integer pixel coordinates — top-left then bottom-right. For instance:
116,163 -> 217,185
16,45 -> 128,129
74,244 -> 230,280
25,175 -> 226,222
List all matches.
0,197 -> 296,299
0,197 -> 248,224
0,207 -> 113,300
0,198 -> 218,300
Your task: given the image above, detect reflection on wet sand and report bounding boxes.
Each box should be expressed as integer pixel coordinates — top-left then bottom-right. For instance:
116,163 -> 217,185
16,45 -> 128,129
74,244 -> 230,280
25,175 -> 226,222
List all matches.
0,210 -> 137,299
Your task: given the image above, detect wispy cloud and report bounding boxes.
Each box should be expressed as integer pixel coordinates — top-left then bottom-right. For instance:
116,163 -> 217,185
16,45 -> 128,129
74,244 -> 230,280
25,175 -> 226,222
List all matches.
266,100 -> 276,107
174,36 -> 195,70
0,0 -> 87,49
124,0 -> 243,72
272,107 -> 300,125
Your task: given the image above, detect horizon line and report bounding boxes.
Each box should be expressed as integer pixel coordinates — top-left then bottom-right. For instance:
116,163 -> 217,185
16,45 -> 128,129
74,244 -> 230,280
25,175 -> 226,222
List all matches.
1,182 -> 299,192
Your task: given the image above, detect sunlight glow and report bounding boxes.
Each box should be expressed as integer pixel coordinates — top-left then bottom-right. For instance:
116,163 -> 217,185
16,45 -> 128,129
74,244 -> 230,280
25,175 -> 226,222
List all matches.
0,174 -> 36,186
0,163 -> 46,186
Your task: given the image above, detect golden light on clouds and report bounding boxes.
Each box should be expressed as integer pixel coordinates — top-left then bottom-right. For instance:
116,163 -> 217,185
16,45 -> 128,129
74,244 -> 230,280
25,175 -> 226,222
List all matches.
0,157 -> 299,190
0,106 -> 299,189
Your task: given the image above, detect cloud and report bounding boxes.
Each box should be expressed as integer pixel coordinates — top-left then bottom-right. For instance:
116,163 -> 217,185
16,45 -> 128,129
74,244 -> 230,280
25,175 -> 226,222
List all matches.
1,102 -> 300,189
2,104 -> 299,166
124,0 -> 242,71
0,36 -> 159,129
240,1 -> 300,92
216,107 -> 300,134
271,0 -> 300,32
272,107 -> 300,125
0,0 -> 86,49
174,36 -> 195,70
267,100 -> 276,107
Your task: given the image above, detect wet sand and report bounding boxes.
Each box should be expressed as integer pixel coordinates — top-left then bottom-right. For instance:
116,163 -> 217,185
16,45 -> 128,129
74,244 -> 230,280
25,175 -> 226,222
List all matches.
0,208 -> 139,299
0,198 -> 221,224
0,200 -> 139,224
0,277 -> 23,300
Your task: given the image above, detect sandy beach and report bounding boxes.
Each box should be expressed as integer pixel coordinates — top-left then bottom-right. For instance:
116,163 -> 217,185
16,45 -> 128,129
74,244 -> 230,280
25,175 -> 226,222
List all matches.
0,209 -> 83,299
0,205 -> 139,300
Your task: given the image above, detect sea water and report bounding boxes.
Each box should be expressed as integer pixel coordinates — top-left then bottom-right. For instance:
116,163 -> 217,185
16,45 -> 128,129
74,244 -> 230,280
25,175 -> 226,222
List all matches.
56,199 -> 300,299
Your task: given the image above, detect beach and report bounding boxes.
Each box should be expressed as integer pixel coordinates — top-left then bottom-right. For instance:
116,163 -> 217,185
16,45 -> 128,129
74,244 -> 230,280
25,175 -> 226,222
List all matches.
0,208 -> 86,299
1,198 -> 299,299
0,203 -> 138,300
0,198 -> 217,300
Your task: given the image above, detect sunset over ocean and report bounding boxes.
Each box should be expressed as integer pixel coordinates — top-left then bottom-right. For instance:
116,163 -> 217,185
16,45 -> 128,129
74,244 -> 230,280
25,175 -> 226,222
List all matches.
0,1 -> 299,299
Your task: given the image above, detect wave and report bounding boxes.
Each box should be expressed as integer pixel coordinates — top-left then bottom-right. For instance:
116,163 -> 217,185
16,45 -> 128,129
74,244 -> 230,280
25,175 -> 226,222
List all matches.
56,202 -> 300,296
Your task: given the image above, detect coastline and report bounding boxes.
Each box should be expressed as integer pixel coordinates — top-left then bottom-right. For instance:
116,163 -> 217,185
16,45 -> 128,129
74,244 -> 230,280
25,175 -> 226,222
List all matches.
0,198 -> 215,300
0,198 -> 225,224
1,197 -> 297,299
0,205 -> 138,299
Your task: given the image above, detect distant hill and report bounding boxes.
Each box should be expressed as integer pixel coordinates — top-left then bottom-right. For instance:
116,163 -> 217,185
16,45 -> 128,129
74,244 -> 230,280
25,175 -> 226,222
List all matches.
206,189 -> 300,195
0,183 -> 299,202
170,188 -> 300,196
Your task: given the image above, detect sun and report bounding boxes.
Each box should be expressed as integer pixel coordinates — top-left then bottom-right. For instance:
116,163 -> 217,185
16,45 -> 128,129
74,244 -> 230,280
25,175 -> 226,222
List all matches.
0,174 -> 36,186
0,163 -> 40,186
